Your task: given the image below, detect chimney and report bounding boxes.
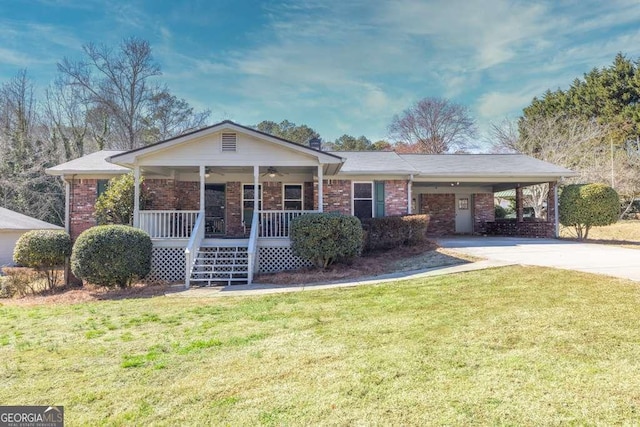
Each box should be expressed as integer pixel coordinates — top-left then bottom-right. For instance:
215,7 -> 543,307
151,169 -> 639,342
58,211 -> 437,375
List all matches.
309,137 -> 322,151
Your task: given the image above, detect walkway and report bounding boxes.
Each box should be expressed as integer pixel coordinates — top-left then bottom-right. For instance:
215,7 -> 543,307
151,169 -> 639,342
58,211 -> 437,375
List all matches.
168,236 -> 640,298
168,259 -> 512,297
437,236 -> 640,282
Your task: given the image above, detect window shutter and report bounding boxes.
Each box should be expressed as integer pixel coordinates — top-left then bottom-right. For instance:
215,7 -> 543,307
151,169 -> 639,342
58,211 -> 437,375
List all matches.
221,133 -> 237,152
375,181 -> 385,218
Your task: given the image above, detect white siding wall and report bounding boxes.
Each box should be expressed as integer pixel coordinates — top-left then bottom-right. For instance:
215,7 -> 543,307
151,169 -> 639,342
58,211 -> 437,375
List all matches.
0,231 -> 23,267
138,132 -> 318,167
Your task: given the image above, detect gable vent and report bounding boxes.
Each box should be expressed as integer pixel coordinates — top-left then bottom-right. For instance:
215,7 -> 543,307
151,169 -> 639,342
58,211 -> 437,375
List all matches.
221,133 -> 237,152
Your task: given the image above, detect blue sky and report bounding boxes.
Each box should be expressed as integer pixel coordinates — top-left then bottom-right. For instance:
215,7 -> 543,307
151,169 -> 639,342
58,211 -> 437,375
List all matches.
2,0 -> 640,146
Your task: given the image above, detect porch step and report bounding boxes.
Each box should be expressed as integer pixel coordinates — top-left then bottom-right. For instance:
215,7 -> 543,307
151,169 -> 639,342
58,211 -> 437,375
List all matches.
189,245 -> 249,286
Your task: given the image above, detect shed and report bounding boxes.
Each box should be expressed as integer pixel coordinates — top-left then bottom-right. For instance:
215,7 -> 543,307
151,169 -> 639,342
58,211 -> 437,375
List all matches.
0,207 -> 63,267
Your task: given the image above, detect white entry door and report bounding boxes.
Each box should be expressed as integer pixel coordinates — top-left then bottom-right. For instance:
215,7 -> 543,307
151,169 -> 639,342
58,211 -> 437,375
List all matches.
455,194 -> 473,233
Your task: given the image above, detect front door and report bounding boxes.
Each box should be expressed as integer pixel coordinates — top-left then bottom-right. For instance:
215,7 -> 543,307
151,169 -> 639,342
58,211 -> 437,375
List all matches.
205,184 -> 225,236
455,194 -> 473,233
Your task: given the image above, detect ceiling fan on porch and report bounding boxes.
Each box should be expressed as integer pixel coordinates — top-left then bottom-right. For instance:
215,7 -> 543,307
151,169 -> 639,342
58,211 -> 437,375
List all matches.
261,166 -> 285,178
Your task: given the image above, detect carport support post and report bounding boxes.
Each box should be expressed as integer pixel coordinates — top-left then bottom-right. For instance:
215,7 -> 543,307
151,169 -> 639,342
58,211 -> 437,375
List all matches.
317,165 -> 323,212
515,186 -> 524,222
552,181 -> 559,238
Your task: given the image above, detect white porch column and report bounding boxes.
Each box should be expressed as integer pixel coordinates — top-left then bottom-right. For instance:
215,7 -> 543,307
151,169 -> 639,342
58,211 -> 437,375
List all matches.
317,165 -> 323,212
407,174 -> 413,214
133,165 -> 140,228
199,165 -> 205,213
63,177 -> 70,232
253,165 -> 259,211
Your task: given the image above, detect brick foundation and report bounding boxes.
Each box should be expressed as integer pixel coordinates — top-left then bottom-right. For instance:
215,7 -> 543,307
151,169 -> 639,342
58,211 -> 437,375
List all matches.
486,219 -> 555,237
421,194 -> 455,235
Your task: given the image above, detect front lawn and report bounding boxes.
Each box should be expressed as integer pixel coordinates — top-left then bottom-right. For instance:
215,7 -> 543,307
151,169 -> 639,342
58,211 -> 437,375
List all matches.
561,220 -> 640,244
2,266 -> 640,425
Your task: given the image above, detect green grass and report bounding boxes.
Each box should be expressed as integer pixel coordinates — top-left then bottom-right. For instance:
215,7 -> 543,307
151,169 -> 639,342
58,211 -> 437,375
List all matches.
561,220 -> 640,243
2,266 -> 640,425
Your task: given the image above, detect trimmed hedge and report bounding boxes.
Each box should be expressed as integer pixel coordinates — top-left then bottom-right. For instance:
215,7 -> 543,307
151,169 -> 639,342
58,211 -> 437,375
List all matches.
71,225 -> 152,288
13,230 -> 71,290
361,214 -> 429,252
290,213 -> 363,269
559,183 -> 619,239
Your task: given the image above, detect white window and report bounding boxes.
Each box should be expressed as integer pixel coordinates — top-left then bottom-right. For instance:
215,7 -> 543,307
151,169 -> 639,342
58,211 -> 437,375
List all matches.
221,133 -> 237,152
283,184 -> 303,210
352,182 -> 373,220
242,184 -> 262,225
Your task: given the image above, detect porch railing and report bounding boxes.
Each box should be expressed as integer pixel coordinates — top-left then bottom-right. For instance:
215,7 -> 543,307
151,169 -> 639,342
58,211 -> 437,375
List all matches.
247,210 -> 259,284
258,210 -> 318,238
184,212 -> 205,288
139,210 -> 199,239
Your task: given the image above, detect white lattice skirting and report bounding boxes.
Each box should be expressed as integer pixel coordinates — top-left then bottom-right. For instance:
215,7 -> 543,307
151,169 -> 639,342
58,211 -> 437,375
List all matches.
146,245 -> 313,282
147,246 -> 185,283
257,246 -> 313,273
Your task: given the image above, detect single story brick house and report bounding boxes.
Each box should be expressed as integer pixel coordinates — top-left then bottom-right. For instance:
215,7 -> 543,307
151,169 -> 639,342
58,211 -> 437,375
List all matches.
46,120 -> 573,286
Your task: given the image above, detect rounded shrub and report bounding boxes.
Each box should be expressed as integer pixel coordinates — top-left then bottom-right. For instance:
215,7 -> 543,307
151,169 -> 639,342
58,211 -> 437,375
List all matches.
290,213 -> 364,269
559,183 -> 619,239
494,205 -> 507,219
13,230 -> 71,290
71,225 -> 152,288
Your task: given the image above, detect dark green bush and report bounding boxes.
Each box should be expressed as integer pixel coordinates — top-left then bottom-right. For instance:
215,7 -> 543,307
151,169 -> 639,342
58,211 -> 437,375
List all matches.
95,173 -> 149,225
361,214 -> 430,252
495,205 -> 507,219
71,225 -> 152,288
290,213 -> 363,269
13,230 -> 71,290
559,183 -> 619,239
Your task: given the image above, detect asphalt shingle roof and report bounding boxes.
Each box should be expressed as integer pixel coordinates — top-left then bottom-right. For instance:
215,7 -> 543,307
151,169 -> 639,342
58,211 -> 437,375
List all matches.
399,154 -> 574,176
46,150 -> 128,175
0,207 -> 63,231
327,151 -> 416,174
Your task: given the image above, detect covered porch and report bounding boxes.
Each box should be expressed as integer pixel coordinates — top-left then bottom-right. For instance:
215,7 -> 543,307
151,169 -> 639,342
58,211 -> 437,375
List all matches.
129,164 -> 328,287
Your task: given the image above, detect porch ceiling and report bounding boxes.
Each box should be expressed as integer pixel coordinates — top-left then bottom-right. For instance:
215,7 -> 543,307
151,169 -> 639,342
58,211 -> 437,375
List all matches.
139,165 -> 320,178
412,179 -> 555,192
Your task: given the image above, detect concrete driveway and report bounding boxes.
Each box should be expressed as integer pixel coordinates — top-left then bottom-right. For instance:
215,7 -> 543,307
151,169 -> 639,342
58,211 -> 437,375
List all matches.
437,236 -> 640,282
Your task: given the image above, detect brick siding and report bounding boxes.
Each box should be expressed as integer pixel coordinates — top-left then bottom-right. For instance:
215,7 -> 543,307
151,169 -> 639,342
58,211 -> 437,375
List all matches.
473,193 -> 495,233
262,181 -> 282,211
69,179 -> 99,240
384,180 -> 409,216
322,180 -> 351,215
420,193 -> 455,235
304,182 -> 314,210
225,182 -> 243,236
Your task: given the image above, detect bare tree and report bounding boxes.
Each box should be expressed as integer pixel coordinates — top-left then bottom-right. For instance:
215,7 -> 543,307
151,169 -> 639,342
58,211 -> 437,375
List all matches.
491,115 -> 609,168
490,115 -> 612,218
389,97 -> 477,153
43,78 -> 93,161
142,90 -> 210,144
57,37 -> 161,149
0,70 -> 64,224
